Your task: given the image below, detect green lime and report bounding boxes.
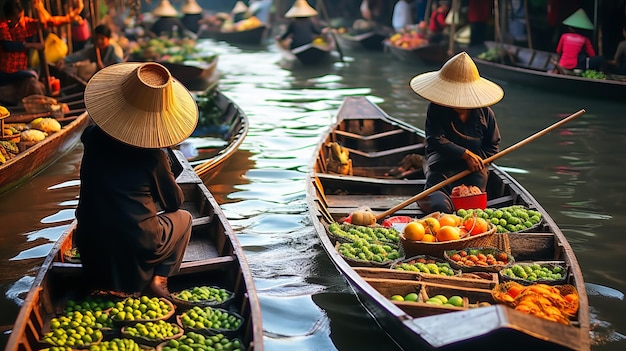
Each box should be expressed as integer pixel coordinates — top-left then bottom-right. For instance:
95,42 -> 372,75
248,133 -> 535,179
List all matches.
404,293 -> 419,302
390,295 -> 404,301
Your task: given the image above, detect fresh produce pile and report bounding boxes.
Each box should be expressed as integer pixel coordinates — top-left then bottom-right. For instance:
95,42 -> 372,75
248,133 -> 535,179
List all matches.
387,29 -> 427,49
336,239 -> 402,264
500,262 -> 566,283
451,184 -> 482,197
122,320 -> 182,342
402,212 -> 493,243
89,338 -> 142,351
110,296 -> 174,323
445,247 -> 512,271
392,256 -> 458,276
41,310 -> 106,347
455,205 -> 542,233
492,282 -> 578,324
178,306 -> 242,332
328,222 -> 400,245
161,332 -> 243,351
1,117 -> 63,164
130,37 -> 217,64
173,286 -> 233,306
581,69 -> 606,79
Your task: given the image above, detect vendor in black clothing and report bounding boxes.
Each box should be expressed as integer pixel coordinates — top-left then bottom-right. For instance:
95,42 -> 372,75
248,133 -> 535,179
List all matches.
181,0 -> 203,34
410,52 -> 504,214
75,62 -> 199,298
277,0 -> 322,49
149,0 -> 188,38
231,1 -> 248,23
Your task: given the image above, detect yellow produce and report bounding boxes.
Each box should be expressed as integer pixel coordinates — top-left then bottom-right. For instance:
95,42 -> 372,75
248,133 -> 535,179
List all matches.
0,105 -> 9,118
20,129 -> 47,142
31,117 -> 61,133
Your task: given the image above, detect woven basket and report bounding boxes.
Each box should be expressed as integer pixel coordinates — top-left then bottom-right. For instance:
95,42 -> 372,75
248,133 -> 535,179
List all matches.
326,222 -> 400,247
391,255 -> 461,276
335,241 -> 404,268
444,247 -> 514,273
110,297 -> 176,326
176,308 -> 244,338
499,261 -> 568,286
121,321 -> 184,347
401,223 -> 503,259
170,286 -> 234,310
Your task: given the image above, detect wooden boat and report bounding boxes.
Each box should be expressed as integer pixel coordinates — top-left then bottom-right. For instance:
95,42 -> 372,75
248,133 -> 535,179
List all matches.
197,25 -> 268,46
277,37 -> 335,65
0,66 -> 89,195
184,89 -> 249,180
384,40 -> 450,64
334,29 -> 387,51
473,41 -> 626,101
159,56 -> 219,92
5,148 -> 264,351
305,96 -> 590,351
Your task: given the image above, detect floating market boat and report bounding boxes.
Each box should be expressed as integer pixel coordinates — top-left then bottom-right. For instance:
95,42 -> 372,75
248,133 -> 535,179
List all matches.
384,41 -> 450,64
277,37 -> 335,65
305,96 -> 590,351
197,25 -> 268,46
473,41 -> 626,101
5,148 -> 264,351
334,29 -> 388,51
184,89 -> 249,181
0,66 -> 90,195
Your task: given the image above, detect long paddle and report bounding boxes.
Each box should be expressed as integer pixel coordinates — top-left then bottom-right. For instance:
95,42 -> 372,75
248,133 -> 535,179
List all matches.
372,108 -> 587,222
317,0 -> 344,63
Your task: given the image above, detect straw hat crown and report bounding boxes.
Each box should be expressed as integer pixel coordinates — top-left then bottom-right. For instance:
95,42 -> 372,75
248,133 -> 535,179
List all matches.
231,1 -> 249,14
410,52 -> 504,109
152,0 -> 178,17
84,62 -> 198,149
285,0 -> 318,18
562,8 -> 594,30
182,0 -> 203,15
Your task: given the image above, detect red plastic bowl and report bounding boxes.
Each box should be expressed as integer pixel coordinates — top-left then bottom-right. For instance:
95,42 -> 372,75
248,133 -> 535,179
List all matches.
451,192 -> 487,210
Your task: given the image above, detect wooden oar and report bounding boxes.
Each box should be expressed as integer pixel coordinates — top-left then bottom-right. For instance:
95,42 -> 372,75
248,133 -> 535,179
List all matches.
371,108 -> 587,222
317,0 -> 344,63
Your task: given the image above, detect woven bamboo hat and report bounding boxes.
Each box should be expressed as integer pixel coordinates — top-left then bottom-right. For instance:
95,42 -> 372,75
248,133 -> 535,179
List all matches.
410,52 -> 503,108
182,0 -> 203,15
84,62 -> 198,149
285,0 -> 318,18
152,0 -> 178,17
562,8 -> 594,30
231,1 -> 249,14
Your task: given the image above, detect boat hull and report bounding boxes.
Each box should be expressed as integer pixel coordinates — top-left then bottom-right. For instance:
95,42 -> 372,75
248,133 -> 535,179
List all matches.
197,25 -> 268,45
384,41 -> 450,64
335,31 -> 387,51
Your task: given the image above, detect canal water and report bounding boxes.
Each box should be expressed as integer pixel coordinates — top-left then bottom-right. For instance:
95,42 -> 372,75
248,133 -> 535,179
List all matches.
1,39 -> 625,351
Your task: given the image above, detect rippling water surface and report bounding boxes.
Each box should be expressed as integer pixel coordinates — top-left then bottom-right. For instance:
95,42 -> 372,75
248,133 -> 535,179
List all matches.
1,39 -> 625,350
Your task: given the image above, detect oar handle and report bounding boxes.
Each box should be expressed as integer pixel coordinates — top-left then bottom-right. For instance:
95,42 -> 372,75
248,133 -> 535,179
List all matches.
374,108 -> 586,221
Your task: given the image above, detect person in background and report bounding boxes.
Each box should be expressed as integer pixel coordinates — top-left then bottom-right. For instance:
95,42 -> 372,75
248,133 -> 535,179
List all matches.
56,24 -> 123,72
608,25 -> 626,75
468,0 -> 492,47
149,0 -> 190,38
71,0 -> 91,51
410,52 -> 503,214
181,0 -> 203,34
556,8 -> 603,72
392,0 -> 414,33
0,0 -> 82,104
75,62 -> 198,298
231,1 -> 249,23
427,1 -> 449,43
277,0 -> 323,50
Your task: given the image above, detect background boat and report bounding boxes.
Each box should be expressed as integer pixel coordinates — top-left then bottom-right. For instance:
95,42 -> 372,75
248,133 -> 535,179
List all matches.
473,41 -> 626,102
4,148 -> 264,351
0,67 -> 89,195
384,41 -> 450,64
197,25 -> 269,46
183,89 -> 249,181
154,56 -> 219,92
276,36 -> 335,65
305,96 -> 590,351
334,29 -> 388,51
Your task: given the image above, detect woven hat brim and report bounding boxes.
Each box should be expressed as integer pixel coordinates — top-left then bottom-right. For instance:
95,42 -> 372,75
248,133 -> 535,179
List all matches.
410,71 -> 504,108
182,2 -> 203,15
153,1 -> 178,17
562,9 -> 594,30
285,1 -> 318,18
85,63 -> 198,149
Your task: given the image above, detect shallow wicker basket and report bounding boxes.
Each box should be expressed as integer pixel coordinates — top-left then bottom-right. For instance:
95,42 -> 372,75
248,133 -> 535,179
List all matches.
121,321 -> 184,347
176,308 -> 244,338
110,297 -> 176,326
391,254 -> 461,276
335,241 -> 404,268
170,286 -> 235,310
401,223 -> 502,259
444,247 -> 514,273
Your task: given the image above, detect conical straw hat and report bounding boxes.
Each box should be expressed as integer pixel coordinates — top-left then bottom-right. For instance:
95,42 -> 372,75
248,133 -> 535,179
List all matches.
182,0 -> 203,15
562,8 -> 594,30
84,62 -> 198,149
285,0 -> 318,18
152,0 -> 178,17
410,52 -> 503,109
231,1 -> 248,14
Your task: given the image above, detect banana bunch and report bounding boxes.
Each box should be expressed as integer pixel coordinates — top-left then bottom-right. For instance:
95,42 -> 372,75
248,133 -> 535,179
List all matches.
0,105 -> 9,118
329,142 -> 350,164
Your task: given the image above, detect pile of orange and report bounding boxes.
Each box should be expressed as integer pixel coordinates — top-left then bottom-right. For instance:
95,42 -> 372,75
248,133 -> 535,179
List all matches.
403,213 -> 490,243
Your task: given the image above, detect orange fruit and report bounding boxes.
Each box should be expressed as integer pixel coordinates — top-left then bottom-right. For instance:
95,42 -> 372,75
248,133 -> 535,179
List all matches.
421,234 -> 436,242
463,217 -> 489,235
420,217 -> 441,235
436,225 -> 461,242
403,221 -> 425,241
438,214 -> 461,227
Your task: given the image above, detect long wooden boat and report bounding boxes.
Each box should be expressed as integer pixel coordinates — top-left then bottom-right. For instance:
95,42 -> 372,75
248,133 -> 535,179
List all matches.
0,66 -> 89,195
277,38 -> 334,65
305,96 -> 590,351
384,40 -> 450,64
197,25 -> 268,46
185,89 -> 249,180
5,148 -> 264,351
474,41 -> 626,101
159,56 -> 219,92
334,29 -> 387,51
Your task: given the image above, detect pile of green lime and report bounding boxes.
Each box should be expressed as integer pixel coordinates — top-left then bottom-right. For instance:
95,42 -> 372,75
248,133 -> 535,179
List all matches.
328,222 -> 400,245
123,320 -> 181,340
173,286 -> 233,304
336,239 -> 401,264
179,306 -> 242,331
456,205 -> 542,233
88,338 -> 142,351
393,261 -> 457,276
63,296 -> 117,315
162,332 -> 243,351
41,311 -> 105,347
110,296 -> 173,322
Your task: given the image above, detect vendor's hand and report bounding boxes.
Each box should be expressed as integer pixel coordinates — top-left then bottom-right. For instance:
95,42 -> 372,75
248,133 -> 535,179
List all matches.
462,149 -> 484,172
